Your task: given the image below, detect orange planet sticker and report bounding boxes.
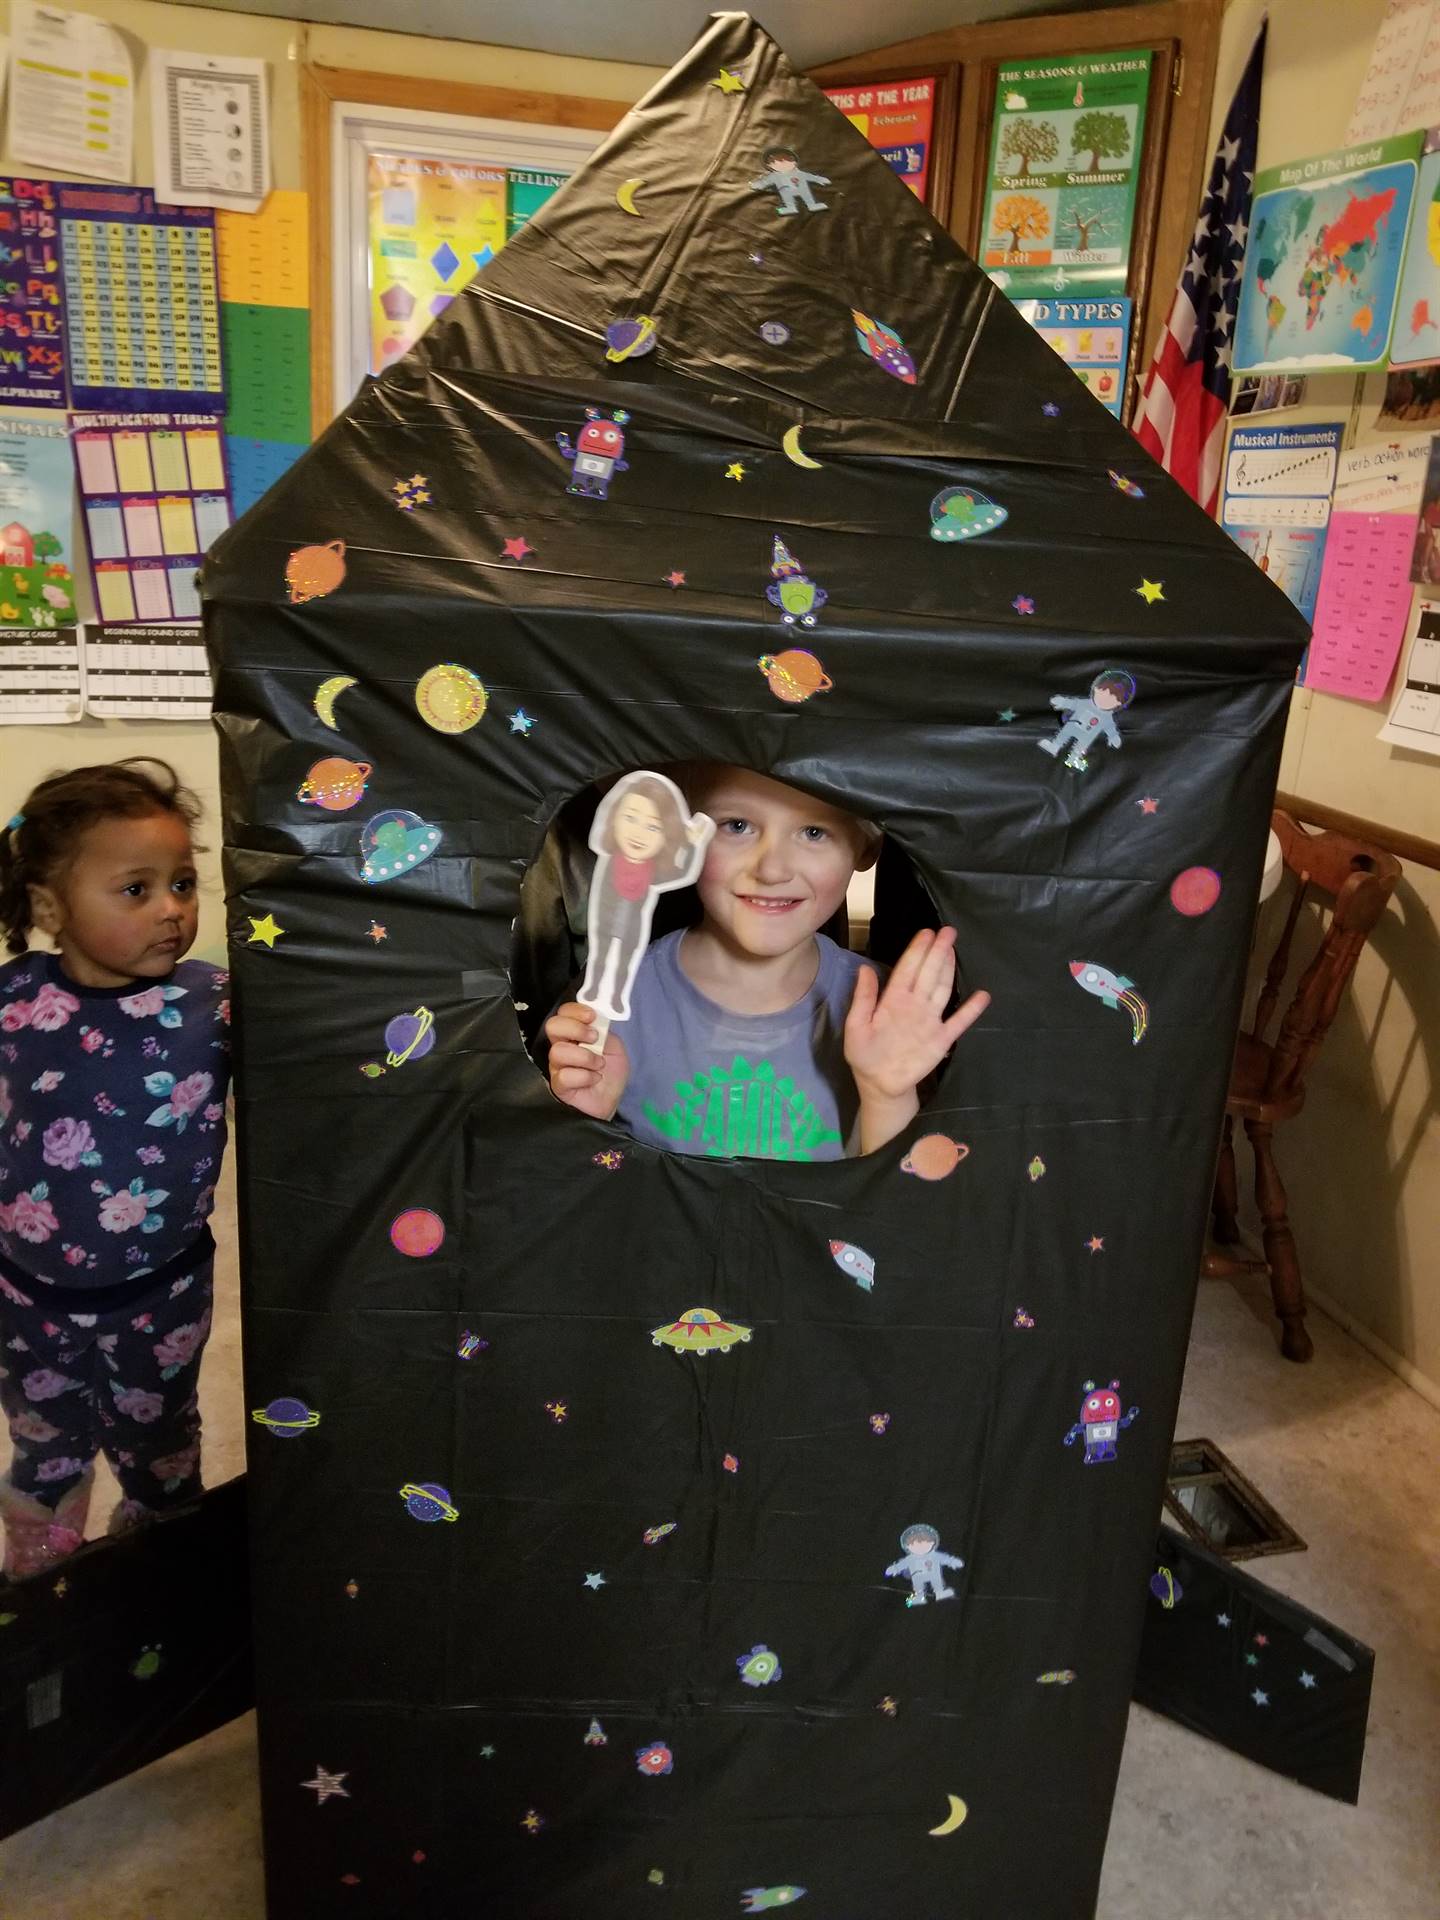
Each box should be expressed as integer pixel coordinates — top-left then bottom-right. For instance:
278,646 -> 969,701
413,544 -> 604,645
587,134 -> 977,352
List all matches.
900,1135 -> 970,1181
758,648 -> 833,705
285,539 -> 346,605
297,757 -> 372,812
415,663 -> 488,734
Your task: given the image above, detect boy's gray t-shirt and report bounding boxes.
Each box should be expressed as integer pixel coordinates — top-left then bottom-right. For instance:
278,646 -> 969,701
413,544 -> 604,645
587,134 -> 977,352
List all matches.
614,930 -> 870,1161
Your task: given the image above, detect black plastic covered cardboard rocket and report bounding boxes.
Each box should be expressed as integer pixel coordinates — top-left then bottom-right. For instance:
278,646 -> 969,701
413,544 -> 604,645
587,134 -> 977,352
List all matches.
203,13 -> 1309,1915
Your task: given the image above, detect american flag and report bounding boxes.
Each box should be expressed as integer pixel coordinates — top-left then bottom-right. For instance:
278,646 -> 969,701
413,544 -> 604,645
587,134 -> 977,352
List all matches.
1131,24 -> 1267,514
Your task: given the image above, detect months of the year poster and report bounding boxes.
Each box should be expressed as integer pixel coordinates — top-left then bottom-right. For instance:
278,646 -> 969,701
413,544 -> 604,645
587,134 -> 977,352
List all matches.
56,182 -> 223,410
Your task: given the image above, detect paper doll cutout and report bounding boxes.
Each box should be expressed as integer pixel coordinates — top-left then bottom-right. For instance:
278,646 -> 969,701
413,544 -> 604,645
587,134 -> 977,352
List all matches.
579,771 -> 714,1038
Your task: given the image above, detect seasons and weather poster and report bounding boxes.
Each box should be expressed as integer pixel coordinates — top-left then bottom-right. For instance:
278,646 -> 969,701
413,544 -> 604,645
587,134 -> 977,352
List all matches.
980,49 -> 1151,294
1233,133 -> 1421,375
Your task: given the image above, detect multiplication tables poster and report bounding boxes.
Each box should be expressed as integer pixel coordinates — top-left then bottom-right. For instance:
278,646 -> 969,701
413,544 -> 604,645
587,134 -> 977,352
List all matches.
56,182 -> 223,410
71,410 -> 232,624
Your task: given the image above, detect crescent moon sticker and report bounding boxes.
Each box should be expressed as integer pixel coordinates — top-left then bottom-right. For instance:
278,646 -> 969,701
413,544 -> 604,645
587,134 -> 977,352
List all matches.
781,424 -> 823,470
313,675 -> 358,730
929,1794 -> 968,1837
616,178 -> 644,216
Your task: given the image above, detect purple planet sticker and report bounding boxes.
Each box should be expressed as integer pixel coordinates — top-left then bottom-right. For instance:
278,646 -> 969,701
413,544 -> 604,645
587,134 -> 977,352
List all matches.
384,1006 -> 435,1067
398,1482 -> 459,1523
250,1397 -> 321,1438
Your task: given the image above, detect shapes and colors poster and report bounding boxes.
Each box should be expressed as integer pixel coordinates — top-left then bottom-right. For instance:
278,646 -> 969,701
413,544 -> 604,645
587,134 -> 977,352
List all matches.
822,78 -> 937,203
1233,133 -> 1421,375
980,49 -> 1150,294
1012,296 -> 1132,416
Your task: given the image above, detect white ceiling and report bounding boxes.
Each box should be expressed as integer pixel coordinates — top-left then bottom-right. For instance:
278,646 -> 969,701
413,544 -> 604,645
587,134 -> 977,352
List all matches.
180,0 -> 1131,71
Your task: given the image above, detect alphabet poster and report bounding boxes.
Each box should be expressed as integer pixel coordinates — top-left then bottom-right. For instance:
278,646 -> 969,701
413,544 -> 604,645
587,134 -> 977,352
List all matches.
0,174 -> 65,407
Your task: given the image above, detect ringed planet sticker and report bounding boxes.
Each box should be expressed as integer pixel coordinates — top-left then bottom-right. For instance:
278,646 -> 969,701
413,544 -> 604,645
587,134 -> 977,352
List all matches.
399,1482 -> 459,1522
415,663 -> 488,734
250,1397 -> 321,1438
385,1006 -> 435,1067
391,1208 -> 445,1257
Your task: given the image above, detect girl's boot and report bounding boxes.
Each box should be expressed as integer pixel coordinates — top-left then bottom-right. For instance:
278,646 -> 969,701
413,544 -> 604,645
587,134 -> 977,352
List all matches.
0,1468 -> 93,1581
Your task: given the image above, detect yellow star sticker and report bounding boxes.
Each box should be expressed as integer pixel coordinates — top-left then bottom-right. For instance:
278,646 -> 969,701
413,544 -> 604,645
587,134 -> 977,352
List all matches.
247,913 -> 284,948
725,461 -> 747,482
1135,578 -> 1165,604
712,67 -> 746,94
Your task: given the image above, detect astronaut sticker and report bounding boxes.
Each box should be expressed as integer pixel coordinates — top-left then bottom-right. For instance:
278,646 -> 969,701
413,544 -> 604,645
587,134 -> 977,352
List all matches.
748,146 -> 830,215
1063,1380 -> 1139,1464
766,536 -> 828,627
556,407 -> 631,500
1037,669 -> 1136,771
884,1523 -> 964,1606
579,771 -> 714,1027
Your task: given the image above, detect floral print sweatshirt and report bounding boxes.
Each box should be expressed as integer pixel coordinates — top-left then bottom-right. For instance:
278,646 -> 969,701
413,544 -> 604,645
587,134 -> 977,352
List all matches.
0,951 -> 230,1291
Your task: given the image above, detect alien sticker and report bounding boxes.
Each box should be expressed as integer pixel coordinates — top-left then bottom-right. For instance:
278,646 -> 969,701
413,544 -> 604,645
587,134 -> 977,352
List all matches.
766,535 -> 828,627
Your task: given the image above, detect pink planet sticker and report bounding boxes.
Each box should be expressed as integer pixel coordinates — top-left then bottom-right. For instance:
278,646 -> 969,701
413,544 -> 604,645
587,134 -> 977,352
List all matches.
1169,867 -> 1222,917
391,1208 -> 445,1257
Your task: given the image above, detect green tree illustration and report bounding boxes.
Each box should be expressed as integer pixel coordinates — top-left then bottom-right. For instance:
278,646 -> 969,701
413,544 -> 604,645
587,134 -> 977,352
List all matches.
998,117 -> 1059,177
32,531 -> 63,561
1071,110 -> 1130,172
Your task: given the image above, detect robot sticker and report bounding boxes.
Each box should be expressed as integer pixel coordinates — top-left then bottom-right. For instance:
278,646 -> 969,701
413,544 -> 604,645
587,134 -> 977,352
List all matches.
579,771 -> 714,1030
766,535 -> 828,627
748,146 -> 830,215
884,1523 -> 964,1606
1063,1380 -> 1139,1463
556,407 -> 631,499
1037,669 -> 1135,771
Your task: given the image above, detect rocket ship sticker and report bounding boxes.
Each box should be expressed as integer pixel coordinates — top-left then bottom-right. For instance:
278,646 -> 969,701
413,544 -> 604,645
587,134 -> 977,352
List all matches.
1069,960 -> 1149,1045
852,310 -> 917,383
829,1239 -> 876,1290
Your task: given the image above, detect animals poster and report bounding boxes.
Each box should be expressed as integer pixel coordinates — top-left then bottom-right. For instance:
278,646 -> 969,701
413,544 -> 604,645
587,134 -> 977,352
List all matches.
1233,132 -> 1421,375
0,414 -> 78,628
1391,128 -> 1440,368
822,77 -> 937,202
979,49 -> 1151,294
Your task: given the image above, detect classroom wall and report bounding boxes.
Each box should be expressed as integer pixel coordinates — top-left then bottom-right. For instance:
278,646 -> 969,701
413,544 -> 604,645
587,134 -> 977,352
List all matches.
0,0 -> 661,962
1210,0 -> 1440,1401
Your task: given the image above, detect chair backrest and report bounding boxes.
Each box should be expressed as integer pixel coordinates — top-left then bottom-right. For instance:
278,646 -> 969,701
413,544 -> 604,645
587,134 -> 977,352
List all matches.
1250,810 -> 1402,1102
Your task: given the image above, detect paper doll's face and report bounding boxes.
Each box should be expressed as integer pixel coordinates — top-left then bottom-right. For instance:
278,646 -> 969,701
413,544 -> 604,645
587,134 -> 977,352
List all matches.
908,1532 -> 936,1556
614,792 -> 665,861
689,767 -> 861,961
1094,685 -> 1123,712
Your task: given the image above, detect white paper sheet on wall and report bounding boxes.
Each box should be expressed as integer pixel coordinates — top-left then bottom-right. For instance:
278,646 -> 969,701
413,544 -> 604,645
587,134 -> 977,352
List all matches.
81,622 -> 213,720
151,50 -> 270,211
8,2 -> 134,185
0,626 -> 83,723
1378,595 -> 1440,754
1347,0 -> 1440,142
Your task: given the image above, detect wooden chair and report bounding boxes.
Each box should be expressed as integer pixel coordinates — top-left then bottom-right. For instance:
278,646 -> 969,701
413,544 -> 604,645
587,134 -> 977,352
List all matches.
1207,810 -> 1401,1362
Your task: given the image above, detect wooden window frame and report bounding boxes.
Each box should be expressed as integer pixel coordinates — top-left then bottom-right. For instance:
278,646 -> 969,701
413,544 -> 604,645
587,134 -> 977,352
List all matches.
815,63 -> 963,223
300,64 -> 628,434
812,0 -> 1225,418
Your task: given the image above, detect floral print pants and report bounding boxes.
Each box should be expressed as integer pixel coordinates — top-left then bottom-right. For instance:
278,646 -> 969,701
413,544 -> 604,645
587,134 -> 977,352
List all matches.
0,1258 -> 212,1511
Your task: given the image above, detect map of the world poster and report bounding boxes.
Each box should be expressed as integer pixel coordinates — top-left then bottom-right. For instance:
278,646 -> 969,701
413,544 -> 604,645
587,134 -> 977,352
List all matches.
1234,132 -> 1421,374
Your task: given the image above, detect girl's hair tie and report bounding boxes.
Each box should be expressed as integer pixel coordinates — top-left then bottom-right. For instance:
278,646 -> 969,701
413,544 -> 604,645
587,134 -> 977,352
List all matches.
5,813 -> 23,831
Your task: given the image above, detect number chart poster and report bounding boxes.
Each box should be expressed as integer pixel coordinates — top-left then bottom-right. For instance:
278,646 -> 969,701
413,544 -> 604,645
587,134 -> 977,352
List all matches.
0,415 -> 78,627
1220,421 -> 1344,630
822,77 -> 937,203
56,182 -> 223,411
0,176 -> 65,407
1233,133 -> 1420,375
71,410 -> 231,625
980,49 -> 1150,294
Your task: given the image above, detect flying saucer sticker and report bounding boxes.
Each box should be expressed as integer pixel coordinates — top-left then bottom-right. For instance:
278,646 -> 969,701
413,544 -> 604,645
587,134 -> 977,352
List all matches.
360,810 -> 441,884
251,1397 -> 321,1438
742,1892 -> 807,1913
391,1208 -> 445,1257
929,487 -> 1008,542
1068,961 -> 1149,1044
758,649 -> 832,704
399,1482 -> 459,1522
899,1135 -> 970,1181
416,664 -> 487,734
285,539 -> 346,604
651,1307 -> 752,1353
736,1644 -> 782,1687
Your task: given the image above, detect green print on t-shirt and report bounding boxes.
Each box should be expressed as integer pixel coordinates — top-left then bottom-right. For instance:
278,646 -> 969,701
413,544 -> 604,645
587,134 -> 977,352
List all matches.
643,1053 -> 842,1160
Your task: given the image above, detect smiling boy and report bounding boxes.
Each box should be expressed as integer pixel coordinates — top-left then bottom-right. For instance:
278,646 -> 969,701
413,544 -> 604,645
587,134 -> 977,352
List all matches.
545,766 -> 989,1160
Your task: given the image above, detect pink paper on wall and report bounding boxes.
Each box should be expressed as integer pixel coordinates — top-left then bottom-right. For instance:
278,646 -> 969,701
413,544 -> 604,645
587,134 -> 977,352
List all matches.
1305,510 -> 1417,702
